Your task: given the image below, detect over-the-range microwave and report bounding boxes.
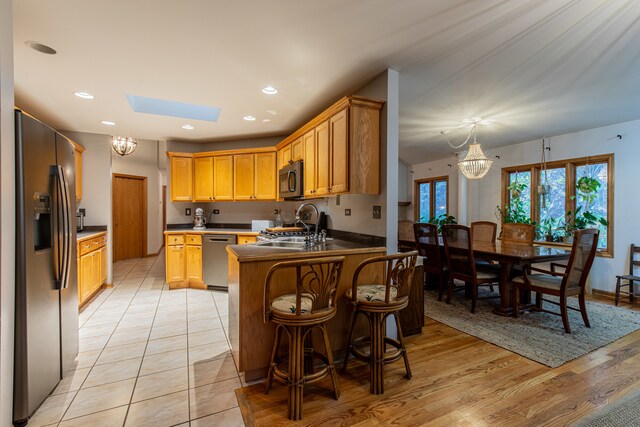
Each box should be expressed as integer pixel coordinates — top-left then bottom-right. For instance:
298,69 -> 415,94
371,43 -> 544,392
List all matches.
278,161 -> 303,199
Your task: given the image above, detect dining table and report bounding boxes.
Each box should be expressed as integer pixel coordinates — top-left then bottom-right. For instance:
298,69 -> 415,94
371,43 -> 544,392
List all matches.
472,241 -> 571,315
400,238 -> 572,316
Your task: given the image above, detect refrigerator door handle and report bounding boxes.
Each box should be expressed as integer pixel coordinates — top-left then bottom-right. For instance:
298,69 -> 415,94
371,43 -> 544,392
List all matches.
53,165 -> 71,290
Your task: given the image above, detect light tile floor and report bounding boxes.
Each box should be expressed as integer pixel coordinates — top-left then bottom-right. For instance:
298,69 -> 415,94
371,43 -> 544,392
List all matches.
28,251 -> 245,427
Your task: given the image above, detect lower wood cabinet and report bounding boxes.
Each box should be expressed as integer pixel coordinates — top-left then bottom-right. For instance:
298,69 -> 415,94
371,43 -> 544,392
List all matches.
78,232 -> 107,308
166,233 -> 203,289
238,234 -> 257,245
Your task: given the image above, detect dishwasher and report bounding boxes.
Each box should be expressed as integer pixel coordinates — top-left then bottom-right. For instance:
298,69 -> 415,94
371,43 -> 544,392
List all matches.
202,234 -> 237,290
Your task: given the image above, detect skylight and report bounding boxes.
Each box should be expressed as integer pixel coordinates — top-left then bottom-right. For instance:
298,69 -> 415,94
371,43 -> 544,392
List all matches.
126,95 -> 221,122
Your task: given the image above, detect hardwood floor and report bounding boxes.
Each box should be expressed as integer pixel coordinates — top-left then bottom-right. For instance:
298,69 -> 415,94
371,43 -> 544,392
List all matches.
236,296 -> 640,426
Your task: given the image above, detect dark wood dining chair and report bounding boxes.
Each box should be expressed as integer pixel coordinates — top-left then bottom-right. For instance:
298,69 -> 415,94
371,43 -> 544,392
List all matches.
442,225 -> 500,313
343,251 -> 418,395
615,244 -> 640,306
413,223 -> 448,300
263,256 -> 345,420
471,221 -> 497,244
512,228 -> 599,334
502,223 -> 535,245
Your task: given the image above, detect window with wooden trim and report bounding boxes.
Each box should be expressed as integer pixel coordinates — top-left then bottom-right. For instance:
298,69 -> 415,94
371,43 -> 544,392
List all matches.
501,154 -> 614,256
414,176 -> 448,222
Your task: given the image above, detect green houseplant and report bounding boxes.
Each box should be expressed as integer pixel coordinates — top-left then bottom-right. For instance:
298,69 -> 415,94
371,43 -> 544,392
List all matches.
495,181 -> 533,225
428,213 -> 457,234
538,217 -> 559,242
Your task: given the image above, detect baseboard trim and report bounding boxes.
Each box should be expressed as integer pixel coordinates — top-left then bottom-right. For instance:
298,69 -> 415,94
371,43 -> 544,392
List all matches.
592,288 -> 639,305
144,252 -> 158,258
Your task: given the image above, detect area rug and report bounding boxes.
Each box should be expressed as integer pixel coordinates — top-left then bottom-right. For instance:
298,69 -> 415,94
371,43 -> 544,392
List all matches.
424,289 -> 640,367
571,387 -> 640,426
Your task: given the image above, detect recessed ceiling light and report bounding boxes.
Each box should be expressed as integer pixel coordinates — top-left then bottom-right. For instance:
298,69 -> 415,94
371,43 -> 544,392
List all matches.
262,86 -> 278,95
25,41 -> 57,55
266,110 -> 277,115
74,92 -> 94,100
262,119 -> 271,123
243,115 -> 256,121
181,124 -> 194,130
101,120 -> 116,126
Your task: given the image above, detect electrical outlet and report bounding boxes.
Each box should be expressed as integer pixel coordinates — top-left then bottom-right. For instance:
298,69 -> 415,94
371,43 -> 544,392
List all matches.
185,208 -> 191,216
213,209 -> 220,214
345,208 -> 351,216
373,205 -> 381,219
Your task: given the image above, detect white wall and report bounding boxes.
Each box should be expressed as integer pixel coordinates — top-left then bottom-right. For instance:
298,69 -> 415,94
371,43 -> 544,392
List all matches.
0,0 -> 14,422
409,119 -> 640,293
112,138 -> 162,254
64,132 -> 113,285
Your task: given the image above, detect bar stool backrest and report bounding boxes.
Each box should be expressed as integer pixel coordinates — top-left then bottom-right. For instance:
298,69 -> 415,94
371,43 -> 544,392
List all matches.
351,251 -> 418,305
264,256 -> 345,322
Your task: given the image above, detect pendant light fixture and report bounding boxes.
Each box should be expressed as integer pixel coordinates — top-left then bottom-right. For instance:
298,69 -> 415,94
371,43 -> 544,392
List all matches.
442,120 -> 493,179
111,136 -> 137,156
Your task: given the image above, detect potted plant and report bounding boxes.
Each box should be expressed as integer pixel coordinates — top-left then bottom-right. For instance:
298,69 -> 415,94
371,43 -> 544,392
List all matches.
428,213 -> 457,234
538,217 -> 559,242
561,205 -> 608,243
495,184 -> 533,225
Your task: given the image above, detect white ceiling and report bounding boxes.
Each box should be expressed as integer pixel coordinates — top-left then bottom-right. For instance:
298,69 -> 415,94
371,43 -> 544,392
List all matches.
13,0 -> 640,165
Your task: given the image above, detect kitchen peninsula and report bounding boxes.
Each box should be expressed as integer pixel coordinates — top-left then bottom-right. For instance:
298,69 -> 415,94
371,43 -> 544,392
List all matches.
226,239 -> 386,381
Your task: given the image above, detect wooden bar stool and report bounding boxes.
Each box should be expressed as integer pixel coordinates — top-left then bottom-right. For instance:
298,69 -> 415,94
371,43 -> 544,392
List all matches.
263,256 -> 345,420
342,251 -> 418,395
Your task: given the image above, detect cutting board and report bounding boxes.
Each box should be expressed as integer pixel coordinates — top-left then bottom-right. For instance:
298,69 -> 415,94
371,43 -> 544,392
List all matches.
265,227 -> 304,233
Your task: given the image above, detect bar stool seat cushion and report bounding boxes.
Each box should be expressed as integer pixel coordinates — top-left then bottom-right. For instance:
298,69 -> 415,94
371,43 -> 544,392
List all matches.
346,284 -> 398,302
512,274 -> 562,290
271,293 -> 313,314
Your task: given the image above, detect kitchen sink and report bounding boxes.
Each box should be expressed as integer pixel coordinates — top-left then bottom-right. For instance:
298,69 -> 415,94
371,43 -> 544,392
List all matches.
255,241 -> 306,250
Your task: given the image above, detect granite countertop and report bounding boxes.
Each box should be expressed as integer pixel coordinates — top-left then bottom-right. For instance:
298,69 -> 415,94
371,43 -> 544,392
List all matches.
77,230 -> 106,241
226,239 -> 386,262
164,229 -> 259,235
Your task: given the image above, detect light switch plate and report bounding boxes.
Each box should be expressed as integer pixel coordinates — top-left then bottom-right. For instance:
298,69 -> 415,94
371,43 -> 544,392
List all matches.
345,208 -> 351,216
185,208 -> 191,216
213,209 -> 220,214
336,195 -> 341,206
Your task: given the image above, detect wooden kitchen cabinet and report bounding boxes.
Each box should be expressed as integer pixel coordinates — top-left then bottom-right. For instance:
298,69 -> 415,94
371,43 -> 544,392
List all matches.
329,108 -> 349,194
170,154 -> 193,202
166,233 -> 203,289
315,120 -> 331,196
234,152 -> 277,201
233,153 -> 255,201
277,96 -> 383,198
165,242 -> 186,286
303,129 -> 317,197
237,234 -> 257,244
75,147 -> 83,202
78,232 -> 107,308
194,156 -> 214,201
213,155 -> 234,201
186,234 -> 203,287
291,137 -> 304,162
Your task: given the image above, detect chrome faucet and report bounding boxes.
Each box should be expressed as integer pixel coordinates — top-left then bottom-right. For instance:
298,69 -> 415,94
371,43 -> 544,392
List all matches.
295,203 -> 319,244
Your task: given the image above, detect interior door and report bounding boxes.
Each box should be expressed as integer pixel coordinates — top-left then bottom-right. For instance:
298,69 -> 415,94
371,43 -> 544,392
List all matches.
112,174 -> 147,261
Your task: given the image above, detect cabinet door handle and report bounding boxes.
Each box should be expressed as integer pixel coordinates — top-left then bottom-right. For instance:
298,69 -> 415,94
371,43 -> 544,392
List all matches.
83,244 -> 91,249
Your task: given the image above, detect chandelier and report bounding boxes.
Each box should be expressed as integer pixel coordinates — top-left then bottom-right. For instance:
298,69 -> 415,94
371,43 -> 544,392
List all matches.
112,136 -> 137,156
442,121 -> 493,179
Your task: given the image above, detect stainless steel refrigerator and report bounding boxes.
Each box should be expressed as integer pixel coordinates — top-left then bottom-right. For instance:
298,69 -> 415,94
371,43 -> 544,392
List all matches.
14,110 -> 79,426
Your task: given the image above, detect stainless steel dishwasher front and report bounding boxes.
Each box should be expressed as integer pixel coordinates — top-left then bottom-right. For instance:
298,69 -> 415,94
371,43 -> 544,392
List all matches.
202,234 -> 237,290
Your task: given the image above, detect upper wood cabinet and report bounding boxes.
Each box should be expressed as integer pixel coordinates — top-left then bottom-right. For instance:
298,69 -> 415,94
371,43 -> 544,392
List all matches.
194,156 -> 214,201
213,155 -> 234,201
74,147 -> 83,202
234,152 -> 277,200
254,152 -> 277,200
303,130 -> 316,197
234,154 -> 255,201
169,154 -> 193,202
276,95 -> 383,198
